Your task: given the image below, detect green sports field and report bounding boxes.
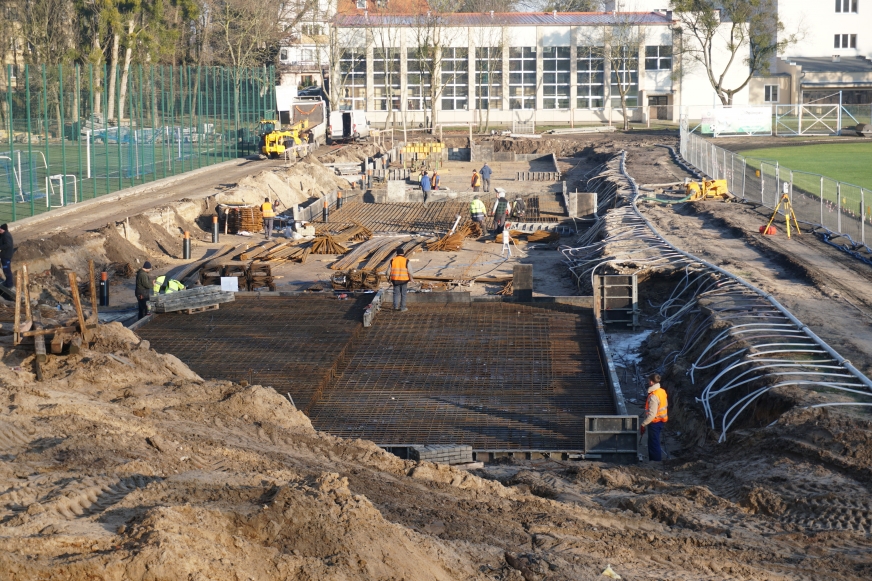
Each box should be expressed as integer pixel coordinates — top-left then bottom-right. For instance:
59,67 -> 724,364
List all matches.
738,142 -> 872,191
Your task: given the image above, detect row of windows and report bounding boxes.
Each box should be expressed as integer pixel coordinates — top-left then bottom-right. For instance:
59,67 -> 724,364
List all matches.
339,46 -> 670,110
835,0 -> 858,12
835,33 -> 858,48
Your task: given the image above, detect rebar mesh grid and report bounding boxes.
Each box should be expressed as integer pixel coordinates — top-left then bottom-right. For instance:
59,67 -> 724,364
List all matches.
137,298 -> 613,450
308,302 -> 612,449
313,200 -> 469,233
136,296 -> 369,406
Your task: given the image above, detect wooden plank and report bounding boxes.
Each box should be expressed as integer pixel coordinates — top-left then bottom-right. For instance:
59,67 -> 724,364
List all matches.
50,332 -> 66,355
13,267 -> 21,346
34,335 -> 46,362
69,335 -> 83,355
171,243 -> 236,285
22,264 -> 32,323
88,260 -> 99,323
68,272 -> 90,342
22,324 -> 79,338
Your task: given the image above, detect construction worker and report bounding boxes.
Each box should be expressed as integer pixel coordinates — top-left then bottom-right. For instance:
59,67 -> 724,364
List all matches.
385,247 -> 414,312
469,195 -> 487,225
135,261 -> 153,320
480,162 -> 493,193
261,197 -> 279,240
420,171 -> 432,196
153,275 -> 185,294
432,171 -> 441,190
0,223 -> 14,290
490,191 -> 510,234
640,373 -> 668,461
471,169 -> 482,192
511,196 -> 526,220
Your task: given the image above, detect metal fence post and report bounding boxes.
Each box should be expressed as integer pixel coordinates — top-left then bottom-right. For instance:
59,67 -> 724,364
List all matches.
741,158 -> 746,200
837,182 -> 842,233
42,64 -> 50,209
862,189 -> 866,245
820,176 -> 824,226
6,64 -> 15,222
25,64 -> 35,217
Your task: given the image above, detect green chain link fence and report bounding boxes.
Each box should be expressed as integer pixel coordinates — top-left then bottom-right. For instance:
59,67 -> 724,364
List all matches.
1,64 -> 276,225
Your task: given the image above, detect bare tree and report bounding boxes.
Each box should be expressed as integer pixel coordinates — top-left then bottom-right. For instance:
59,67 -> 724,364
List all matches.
408,9 -> 462,131
470,15 -> 506,132
601,16 -> 643,131
671,0 -> 796,105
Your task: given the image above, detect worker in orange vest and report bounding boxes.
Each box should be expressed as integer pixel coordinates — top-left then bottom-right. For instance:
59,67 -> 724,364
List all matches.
471,169 -> 482,192
640,373 -> 668,461
261,197 -> 280,240
385,247 -> 414,312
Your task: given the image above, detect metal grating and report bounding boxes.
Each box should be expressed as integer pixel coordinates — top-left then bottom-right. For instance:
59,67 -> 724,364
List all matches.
313,200 -> 469,233
136,298 -> 614,451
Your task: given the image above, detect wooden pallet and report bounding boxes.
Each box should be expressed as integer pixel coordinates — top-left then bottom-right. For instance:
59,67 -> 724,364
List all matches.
181,304 -> 220,314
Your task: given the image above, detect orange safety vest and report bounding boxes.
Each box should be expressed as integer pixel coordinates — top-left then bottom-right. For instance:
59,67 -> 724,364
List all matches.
389,255 -> 410,282
646,386 -> 668,423
471,173 -> 481,187
261,202 -> 276,218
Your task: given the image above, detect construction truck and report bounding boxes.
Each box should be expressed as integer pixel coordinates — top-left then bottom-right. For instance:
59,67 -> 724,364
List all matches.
257,119 -> 310,158
686,179 -> 731,201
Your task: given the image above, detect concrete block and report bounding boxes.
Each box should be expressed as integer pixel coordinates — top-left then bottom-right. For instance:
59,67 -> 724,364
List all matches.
577,192 -> 597,219
513,264 -> 533,302
386,180 -> 407,203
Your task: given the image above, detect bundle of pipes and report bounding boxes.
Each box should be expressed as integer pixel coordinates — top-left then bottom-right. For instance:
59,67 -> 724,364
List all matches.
427,223 -> 474,251
226,207 -> 263,234
364,239 -> 426,272
311,234 -> 349,255
325,222 -> 372,244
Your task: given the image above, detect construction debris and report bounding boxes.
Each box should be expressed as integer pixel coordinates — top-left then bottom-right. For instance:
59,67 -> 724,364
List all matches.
427,223 -> 476,251
311,234 -> 349,255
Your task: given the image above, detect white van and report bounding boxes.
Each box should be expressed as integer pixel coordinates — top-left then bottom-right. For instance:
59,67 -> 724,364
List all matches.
328,111 -> 370,142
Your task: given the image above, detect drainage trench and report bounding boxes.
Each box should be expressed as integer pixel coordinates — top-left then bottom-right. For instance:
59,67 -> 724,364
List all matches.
136,297 -> 614,453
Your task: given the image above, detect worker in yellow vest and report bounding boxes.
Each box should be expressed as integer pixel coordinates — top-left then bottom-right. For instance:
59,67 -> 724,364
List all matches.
152,275 -> 185,294
385,248 -> 414,312
261,197 -> 279,240
640,373 -> 668,461
469,195 -> 487,225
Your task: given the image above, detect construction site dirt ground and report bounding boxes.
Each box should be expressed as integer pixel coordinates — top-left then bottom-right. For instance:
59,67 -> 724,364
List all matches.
2,133 -> 872,580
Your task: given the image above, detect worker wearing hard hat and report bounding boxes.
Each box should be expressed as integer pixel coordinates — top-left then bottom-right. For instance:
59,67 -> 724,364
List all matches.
489,191 -> 510,234
640,373 -> 668,461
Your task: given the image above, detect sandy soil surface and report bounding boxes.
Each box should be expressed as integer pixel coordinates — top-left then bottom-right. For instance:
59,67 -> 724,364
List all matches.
2,133 -> 872,580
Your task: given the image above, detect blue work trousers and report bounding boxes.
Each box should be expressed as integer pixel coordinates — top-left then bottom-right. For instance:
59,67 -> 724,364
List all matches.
647,422 -> 664,461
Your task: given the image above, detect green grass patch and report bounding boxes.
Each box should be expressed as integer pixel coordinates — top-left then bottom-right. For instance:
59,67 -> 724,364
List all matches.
738,142 -> 872,191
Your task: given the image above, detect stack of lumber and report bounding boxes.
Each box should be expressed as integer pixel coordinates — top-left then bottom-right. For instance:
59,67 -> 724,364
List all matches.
330,238 -> 393,270
427,223 -> 475,251
222,264 -> 247,290
311,234 -> 349,255
199,265 -> 223,286
226,206 -> 263,234
248,264 -> 275,291
151,286 -> 235,314
253,241 -> 311,265
238,241 -> 280,260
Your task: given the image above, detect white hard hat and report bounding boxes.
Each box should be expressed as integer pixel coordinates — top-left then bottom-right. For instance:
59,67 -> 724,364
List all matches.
498,191 -> 505,198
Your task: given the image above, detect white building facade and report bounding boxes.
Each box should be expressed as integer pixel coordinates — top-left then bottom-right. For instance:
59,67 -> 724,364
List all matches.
330,12 -> 751,127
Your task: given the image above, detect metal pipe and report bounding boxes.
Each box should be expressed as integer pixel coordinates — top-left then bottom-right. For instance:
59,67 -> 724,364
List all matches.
212,215 -> 219,243
183,231 -> 191,260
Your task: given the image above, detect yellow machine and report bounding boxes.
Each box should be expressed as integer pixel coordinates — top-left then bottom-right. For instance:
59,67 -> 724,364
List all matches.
257,119 -> 310,158
686,179 -> 730,201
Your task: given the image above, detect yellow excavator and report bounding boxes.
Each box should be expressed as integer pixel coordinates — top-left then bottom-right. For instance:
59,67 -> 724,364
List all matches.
257,119 -> 310,158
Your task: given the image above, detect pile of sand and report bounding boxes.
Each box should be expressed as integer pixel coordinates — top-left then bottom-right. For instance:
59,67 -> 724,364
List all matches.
219,160 -> 349,210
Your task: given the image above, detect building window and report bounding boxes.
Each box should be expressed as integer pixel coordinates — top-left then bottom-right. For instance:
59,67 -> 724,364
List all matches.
834,33 -> 858,48
279,48 -> 289,62
475,47 -> 502,110
835,0 -> 858,12
339,49 -> 366,110
508,47 -> 536,110
372,48 -> 401,111
356,0 -> 366,8
542,46 -> 570,109
302,24 -> 323,37
645,45 -> 672,70
764,85 -> 779,103
441,47 -> 469,111
407,48 -> 432,111
577,46 -> 604,109
610,46 -> 639,108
